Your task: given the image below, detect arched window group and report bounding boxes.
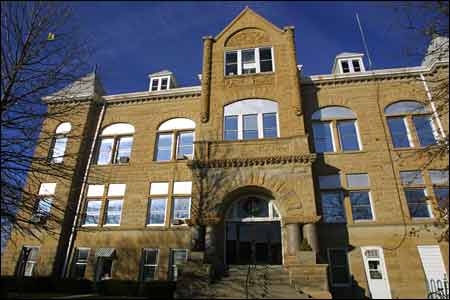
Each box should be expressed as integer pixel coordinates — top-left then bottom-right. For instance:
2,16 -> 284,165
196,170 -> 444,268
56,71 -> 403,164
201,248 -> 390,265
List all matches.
49,122 -> 71,163
96,123 -> 135,165
384,101 -> 437,148
311,106 -> 361,153
155,118 -> 195,161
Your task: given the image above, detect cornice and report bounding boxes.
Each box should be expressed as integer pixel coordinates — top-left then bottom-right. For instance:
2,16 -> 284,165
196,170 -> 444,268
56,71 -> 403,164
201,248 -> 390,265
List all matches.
189,154 -> 316,169
103,86 -> 201,105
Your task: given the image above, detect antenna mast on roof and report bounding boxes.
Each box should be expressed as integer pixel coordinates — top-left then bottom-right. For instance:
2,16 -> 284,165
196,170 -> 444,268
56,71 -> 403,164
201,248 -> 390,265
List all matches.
356,13 -> 373,70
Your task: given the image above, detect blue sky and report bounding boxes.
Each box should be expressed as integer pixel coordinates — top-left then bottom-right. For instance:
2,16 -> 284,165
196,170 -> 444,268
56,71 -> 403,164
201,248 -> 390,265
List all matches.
71,1 -> 429,95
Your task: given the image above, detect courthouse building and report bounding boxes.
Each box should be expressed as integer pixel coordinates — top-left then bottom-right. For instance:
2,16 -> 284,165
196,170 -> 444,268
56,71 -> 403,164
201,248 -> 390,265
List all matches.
1,7 -> 449,299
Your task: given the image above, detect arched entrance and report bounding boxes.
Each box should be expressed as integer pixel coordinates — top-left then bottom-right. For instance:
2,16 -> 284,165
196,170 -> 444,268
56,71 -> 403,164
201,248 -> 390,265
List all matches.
225,195 -> 282,265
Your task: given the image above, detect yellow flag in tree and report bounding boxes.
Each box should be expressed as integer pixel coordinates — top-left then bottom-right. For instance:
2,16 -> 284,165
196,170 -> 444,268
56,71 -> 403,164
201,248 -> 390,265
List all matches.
47,32 -> 55,41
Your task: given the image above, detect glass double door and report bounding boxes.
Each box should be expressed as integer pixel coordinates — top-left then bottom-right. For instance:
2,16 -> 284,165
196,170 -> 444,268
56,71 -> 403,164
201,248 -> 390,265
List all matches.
226,221 -> 282,265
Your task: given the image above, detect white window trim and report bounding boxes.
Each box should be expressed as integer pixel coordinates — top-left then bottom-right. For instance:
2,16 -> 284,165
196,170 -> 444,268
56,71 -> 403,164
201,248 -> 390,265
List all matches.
409,188 -> 434,220
413,114 -> 440,146
327,248 -> 351,287
404,117 -> 415,147
336,119 -> 362,152
147,198 -> 167,226
172,197 -> 192,225
338,58 -> 365,74
73,248 -> 90,277
170,248 -> 188,281
149,76 -> 171,92
83,200 -> 102,226
103,199 -> 123,226
351,190 -> 376,222
313,121 -> 336,153
224,47 -> 275,76
142,248 -> 159,280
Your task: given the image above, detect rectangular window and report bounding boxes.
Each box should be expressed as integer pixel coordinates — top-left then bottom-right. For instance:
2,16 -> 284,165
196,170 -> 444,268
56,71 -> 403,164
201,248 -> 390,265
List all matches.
176,131 -> 194,159
170,249 -> 188,281
350,191 -> 373,221
259,48 -> 273,72
319,175 -> 342,189
337,120 -> 361,151
114,136 -> 133,164
51,136 -> 68,163
141,249 -> 159,281
434,188 -> 449,209
321,191 -> 346,223
155,133 -> 173,161
241,49 -> 256,74
97,138 -> 114,165
172,197 -> 191,223
352,60 -> 361,72
224,116 -> 238,140
347,173 -> 370,188
32,196 -> 53,222
263,113 -> 278,138
328,249 -> 350,286
413,115 -> 437,147
151,79 -> 159,91
243,114 -> 258,140
104,199 -> 123,225
71,248 -> 90,279
147,198 -> 167,225
84,200 -> 101,225
404,188 -> 430,218
160,78 -> 168,90
312,122 -> 334,153
387,117 -> 411,148
19,246 -> 39,277
429,170 -> 449,185
225,51 -> 238,76
341,60 -> 350,73
400,170 -> 424,185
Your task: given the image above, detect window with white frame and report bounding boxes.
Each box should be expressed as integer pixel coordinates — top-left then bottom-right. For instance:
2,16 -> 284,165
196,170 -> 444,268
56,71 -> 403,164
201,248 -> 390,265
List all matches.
400,170 -> 432,218
71,248 -> 90,279
328,249 -> 350,286
96,123 -> 134,165
148,182 -> 169,225
141,248 -> 159,281
155,118 -> 195,161
18,246 -> 39,277
172,181 -> 192,225
223,99 -> 279,141
337,57 -> 365,74
83,184 -> 126,226
169,249 -> 188,281
224,47 -> 274,76
49,122 -> 71,163
311,106 -> 361,153
150,76 -> 170,91
429,170 -> 449,209
347,173 -> 374,221
385,101 -> 438,148
319,175 -> 346,223
31,183 -> 56,223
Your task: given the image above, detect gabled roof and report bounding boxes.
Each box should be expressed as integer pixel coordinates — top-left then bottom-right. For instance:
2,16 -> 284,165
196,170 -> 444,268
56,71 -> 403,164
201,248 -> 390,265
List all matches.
148,70 -> 173,77
214,6 -> 284,41
335,52 -> 364,58
43,72 -> 105,102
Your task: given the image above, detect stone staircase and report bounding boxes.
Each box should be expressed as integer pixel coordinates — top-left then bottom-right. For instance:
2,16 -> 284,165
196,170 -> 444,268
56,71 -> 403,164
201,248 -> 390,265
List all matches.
176,264 -> 311,299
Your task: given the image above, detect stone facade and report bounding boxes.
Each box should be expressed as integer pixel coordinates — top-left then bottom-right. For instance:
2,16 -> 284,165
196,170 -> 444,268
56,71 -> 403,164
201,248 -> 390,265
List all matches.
2,7 -> 449,299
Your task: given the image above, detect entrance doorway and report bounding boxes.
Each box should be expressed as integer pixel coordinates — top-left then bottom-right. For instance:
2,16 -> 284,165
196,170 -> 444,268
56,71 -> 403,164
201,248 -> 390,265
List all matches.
225,195 -> 282,265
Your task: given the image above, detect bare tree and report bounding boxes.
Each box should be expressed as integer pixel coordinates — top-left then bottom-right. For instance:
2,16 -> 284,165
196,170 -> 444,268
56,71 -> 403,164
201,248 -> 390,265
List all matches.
1,2 -> 94,243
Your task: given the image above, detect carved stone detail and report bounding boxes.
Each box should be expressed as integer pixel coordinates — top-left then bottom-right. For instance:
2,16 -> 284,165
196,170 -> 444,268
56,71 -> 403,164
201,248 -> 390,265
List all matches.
225,75 -> 274,88
225,28 -> 269,47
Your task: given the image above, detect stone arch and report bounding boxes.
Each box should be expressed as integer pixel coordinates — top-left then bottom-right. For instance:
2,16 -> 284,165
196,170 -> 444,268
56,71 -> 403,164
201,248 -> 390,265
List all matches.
224,27 -> 269,47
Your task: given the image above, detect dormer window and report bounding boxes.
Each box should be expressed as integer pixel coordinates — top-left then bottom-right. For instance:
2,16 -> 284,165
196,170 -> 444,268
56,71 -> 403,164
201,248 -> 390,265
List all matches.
332,53 -> 365,74
340,59 -> 363,73
225,47 -> 274,76
150,76 -> 170,91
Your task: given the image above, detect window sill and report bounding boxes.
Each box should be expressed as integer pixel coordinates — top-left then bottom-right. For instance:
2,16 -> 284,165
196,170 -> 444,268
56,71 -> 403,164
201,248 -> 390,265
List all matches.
221,137 -> 281,144
316,150 -> 366,155
224,71 -> 274,79
92,163 -> 131,167
103,224 -> 120,227
392,145 -> 440,152
153,159 -> 192,164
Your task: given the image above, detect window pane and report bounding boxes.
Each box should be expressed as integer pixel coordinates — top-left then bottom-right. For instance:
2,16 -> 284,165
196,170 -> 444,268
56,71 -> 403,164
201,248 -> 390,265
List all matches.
51,137 -> 68,163
161,78 -> 168,90
148,198 -> 166,225
341,61 -> 350,73
97,138 -> 114,165
263,113 -> 278,138
387,117 -> 411,148
105,200 -> 123,225
319,175 -> 341,189
151,79 -> 159,91
350,191 -> 373,220
144,249 -> 158,265
85,200 -> 101,225
243,114 -> 258,140
173,197 -> 191,220
225,64 -> 238,76
259,48 -> 273,72
413,115 -> 437,147
321,192 -> 345,223
312,106 -> 357,120
224,116 -> 238,140
115,136 -> 133,164
177,132 -> 194,159
156,134 -> 173,161
385,101 -> 428,115
347,174 -> 369,188
242,49 -> 256,74
352,60 -> 361,72
429,170 -> 449,185
172,250 -> 188,265
226,51 -> 237,63
434,188 -> 449,208
312,122 -> 334,152
337,120 -> 360,151
36,197 -> 53,216
404,189 -> 430,218
400,171 -> 424,185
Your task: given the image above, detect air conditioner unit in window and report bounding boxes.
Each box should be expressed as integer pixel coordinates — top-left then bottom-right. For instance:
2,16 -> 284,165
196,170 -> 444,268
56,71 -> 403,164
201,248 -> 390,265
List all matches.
118,156 -> 130,164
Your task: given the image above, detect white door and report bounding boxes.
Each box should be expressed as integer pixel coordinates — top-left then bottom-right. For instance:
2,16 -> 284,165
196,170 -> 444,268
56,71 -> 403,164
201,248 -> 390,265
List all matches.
361,246 -> 392,299
418,245 -> 448,297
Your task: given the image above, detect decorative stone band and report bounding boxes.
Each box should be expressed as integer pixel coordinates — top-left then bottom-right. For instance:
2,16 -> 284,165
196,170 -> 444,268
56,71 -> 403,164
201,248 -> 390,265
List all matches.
188,154 -> 316,169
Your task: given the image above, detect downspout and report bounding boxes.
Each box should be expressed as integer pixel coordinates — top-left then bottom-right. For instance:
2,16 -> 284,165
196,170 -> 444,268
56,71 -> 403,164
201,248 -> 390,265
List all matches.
61,99 -> 107,277
420,73 -> 447,139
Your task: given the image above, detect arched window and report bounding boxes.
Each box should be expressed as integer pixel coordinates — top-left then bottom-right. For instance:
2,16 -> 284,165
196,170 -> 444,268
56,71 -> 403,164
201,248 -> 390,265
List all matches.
49,122 -> 71,163
384,101 -> 437,148
226,196 -> 280,222
223,99 -> 279,140
96,123 -> 135,165
311,106 -> 361,153
155,118 -> 195,161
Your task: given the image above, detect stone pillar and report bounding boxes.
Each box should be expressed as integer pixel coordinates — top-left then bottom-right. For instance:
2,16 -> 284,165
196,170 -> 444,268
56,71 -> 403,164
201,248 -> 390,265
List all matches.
283,26 -> 302,117
286,223 -> 301,256
303,223 -> 319,253
205,224 -> 216,261
200,36 -> 213,123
